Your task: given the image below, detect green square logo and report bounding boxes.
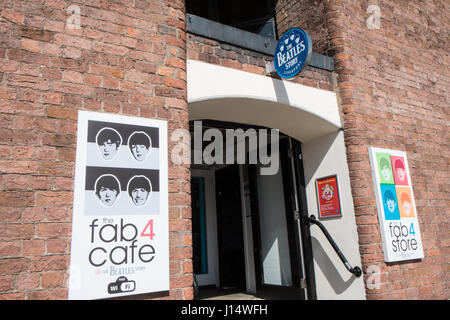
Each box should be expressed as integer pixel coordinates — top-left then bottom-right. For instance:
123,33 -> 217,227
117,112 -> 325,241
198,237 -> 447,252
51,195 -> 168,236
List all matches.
376,152 -> 394,184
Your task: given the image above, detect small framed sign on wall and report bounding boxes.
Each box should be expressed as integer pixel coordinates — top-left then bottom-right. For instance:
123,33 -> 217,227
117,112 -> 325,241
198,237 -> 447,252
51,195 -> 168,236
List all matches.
315,175 -> 342,219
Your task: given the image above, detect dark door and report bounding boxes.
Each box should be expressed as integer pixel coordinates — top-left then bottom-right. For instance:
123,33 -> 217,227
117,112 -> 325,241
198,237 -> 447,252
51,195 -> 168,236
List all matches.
215,165 -> 246,290
248,137 -> 307,299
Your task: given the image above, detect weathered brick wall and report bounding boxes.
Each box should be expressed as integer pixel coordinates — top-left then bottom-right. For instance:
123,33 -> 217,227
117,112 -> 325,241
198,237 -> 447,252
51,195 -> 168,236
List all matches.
0,0 -> 192,299
187,33 -> 334,91
2,0 -> 448,301
275,0 -> 333,56
325,0 -> 449,299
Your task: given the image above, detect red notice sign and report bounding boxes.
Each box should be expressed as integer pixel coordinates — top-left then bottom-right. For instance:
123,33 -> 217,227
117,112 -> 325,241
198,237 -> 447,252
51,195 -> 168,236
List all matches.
316,175 -> 342,219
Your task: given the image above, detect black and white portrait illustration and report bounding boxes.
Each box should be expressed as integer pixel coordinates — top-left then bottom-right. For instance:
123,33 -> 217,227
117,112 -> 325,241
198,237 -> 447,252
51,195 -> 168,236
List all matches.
127,175 -> 152,207
87,120 -> 159,168
128,131 -> 152,162
96,127 -> 122,161
94,174 -> 121,207
83,120 -> 161,215
84,167 -> 159,215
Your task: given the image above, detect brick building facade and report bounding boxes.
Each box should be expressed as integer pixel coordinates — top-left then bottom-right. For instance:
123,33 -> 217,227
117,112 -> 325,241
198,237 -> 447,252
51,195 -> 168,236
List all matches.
0,0 -> 191,300
325,0 -> 449,300
0,0 -> 448,300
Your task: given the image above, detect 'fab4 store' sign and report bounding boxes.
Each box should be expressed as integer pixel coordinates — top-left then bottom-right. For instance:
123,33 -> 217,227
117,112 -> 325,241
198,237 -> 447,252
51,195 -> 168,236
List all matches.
369,147 -> 424,263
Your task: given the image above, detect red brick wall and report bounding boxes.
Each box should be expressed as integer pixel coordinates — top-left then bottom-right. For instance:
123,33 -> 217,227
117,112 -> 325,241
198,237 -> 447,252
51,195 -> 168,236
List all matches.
325,0 -> 449,299
2,0 -> 448,301
0,0 -> 192,299
275,0 -> 333,56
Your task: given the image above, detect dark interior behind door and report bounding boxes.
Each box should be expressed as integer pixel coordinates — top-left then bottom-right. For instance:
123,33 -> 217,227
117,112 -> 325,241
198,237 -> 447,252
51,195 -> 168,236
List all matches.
215,165 -> 246,290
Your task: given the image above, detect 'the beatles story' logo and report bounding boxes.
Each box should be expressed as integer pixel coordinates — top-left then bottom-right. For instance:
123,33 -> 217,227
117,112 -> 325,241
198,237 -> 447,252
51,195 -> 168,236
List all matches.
274,27 -> 312,79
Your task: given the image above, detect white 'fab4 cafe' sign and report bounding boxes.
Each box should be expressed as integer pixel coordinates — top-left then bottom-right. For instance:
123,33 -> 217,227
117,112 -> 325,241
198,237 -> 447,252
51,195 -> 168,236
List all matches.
68,111 -> 168,300
369,147 -> 424,262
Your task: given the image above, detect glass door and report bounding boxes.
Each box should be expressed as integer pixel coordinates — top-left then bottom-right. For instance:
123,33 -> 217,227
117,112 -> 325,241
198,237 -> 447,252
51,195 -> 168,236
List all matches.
249,137 -> 306,299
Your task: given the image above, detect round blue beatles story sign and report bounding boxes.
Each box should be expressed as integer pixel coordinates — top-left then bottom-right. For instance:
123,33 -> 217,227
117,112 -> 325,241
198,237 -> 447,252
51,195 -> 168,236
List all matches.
274,27 -> 312,79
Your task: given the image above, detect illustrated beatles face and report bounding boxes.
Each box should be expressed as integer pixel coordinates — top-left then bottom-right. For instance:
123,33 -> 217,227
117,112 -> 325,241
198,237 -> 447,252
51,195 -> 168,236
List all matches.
128,176 -> 151,207
400,192 -> 412,216
95,175 -> 152,208
95,175 -> 120,207
384,190 -> 397,213
128,131 -> 151,162
96,128 -> 122,160
96,128 -> 151,162
380,158 -> 392,181
394,159 -> 406,182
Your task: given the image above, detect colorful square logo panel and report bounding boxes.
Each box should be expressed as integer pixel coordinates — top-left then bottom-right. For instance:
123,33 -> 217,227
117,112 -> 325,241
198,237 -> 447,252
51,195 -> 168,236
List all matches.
369,147 -> 424,262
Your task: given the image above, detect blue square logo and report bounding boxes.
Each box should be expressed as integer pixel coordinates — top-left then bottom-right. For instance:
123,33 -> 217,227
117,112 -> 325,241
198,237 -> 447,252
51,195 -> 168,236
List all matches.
380,184 -> 400,220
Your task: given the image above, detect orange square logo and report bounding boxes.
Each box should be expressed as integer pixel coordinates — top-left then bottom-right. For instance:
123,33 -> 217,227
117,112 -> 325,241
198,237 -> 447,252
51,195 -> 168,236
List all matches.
396,186 -> 415,218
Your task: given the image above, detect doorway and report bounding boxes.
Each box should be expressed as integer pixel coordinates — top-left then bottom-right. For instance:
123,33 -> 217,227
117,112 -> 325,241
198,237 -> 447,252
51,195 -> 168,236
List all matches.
247,138 -> 306,299
191,121 -> 313,300
215,165 -> 246,290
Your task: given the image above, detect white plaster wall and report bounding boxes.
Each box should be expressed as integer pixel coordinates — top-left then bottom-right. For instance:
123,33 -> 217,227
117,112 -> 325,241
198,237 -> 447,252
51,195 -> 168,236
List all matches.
302,131 -> 366,300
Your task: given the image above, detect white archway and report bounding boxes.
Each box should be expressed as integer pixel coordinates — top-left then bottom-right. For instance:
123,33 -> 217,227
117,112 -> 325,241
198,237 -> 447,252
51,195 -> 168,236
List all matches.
187,60 -> 341,142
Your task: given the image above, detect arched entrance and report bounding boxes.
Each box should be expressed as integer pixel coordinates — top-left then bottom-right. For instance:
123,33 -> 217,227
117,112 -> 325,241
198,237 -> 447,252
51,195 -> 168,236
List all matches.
187,60 -> 341,144
189,119 -> 308,299
187,60 -> 364,300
